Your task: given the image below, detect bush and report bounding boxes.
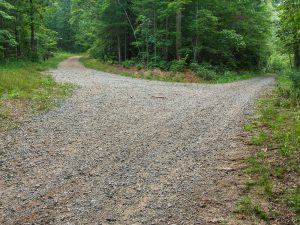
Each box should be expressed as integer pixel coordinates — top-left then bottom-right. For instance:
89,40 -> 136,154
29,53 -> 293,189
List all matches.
169,59 -> 186,72
267,53 -> 291,72
149,60 -> 169,71
189,63 -> 218,80
135,63 -> 144,70
275,69 -> 300,108
122,60 -> 135,68
289,70 -> 300,90
280,70 -> 300,91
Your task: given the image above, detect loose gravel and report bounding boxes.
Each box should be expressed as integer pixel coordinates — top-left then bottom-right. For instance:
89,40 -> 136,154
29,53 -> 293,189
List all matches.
0,57 -> 275,225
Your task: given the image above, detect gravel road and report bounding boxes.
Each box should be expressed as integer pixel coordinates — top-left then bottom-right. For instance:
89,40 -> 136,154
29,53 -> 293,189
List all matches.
0,57 -> 275,225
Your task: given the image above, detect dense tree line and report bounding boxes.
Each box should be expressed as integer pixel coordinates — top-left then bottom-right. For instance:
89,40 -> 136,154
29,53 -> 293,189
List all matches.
0,0 -> 299,71
0,0 -> 57,60
68,0 -> 273,70
277,0 -> 300,69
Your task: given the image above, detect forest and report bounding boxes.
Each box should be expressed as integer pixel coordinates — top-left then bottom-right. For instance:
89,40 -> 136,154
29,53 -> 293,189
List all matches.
0,0 -> 299,73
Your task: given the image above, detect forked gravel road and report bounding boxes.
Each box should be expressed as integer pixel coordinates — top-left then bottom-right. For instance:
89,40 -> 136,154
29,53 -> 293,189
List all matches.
0,57 -> 275,225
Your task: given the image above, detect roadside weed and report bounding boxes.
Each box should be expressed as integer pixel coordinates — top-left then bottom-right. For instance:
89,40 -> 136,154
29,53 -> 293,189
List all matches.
287,188 -> 300,223
244,122 -> 256,132
238,197 -> 269,221
251,131 -> 267,145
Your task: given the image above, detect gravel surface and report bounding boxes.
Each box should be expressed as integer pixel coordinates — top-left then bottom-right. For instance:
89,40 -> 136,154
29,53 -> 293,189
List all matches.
0,57 -> 275,225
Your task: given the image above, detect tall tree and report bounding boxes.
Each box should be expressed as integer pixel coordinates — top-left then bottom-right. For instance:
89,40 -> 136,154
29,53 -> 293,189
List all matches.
0,0 -> 16,59
47,0 -> 75,52
278,0 -> 300,68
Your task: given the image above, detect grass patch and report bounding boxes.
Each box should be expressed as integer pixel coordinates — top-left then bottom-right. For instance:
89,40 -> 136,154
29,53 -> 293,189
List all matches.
251,131 -> 268,146
244,122 -> 256,132
0,52 -> 75,129
287,188 -> 300,223
238,197 -> 269,221
237,71 -> 300,224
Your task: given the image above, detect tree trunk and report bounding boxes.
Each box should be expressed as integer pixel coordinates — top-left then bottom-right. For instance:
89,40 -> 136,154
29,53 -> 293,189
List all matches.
194,0 -> 199,62
176,9 -> 182,60
154,10 -> 157,63
29,0 -> 37,60
289,52 -> 293,69
117,0 -> 140,54
117,33 -> 121,63
294,43 -> 300,69
165,18 -> 169,60
124,34 -> 127,61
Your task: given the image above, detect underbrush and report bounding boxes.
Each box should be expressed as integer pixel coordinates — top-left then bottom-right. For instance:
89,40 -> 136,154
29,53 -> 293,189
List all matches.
189,62 -> 258,83
236,69 -> 300,224
80,57 -> 202,83
0,52 -> 74,129
81,56 -> 260,84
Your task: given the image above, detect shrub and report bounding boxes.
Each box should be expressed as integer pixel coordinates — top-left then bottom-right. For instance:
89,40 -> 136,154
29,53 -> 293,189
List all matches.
157,60 -> 169,71
267,53 -> 290,72
122,60 -> 135,68
278,69 -> 300,103
189,63 -> 218,80
169,59 -> 186,72
135,63 -> 144,70
289,70 -> 300,90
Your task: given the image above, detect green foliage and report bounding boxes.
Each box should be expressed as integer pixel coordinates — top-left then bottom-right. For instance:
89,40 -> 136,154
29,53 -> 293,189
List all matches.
47,0 -> 76,52
81,56 -> 197,83
0,0 -> 16,57
148,59 -> 169,70
267,53 -> 291,72
277,69 -> 300,106
67,0 -> 274,71
0,0 -> 61,61
288,70 -> 300,91
277,0 -> 300,68
121,60 -> 135,68
169,59 -> 186,72
190,62 -> 257,82
190,63 -> 217,80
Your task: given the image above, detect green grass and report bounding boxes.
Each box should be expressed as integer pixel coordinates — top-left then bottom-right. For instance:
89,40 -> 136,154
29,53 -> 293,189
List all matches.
238,197 -> 269,221
244,122 -> 256,132
251,131 -> 267,145
287,188 -> 300,223
0,52 -> 74,113
238,72 -> 300,223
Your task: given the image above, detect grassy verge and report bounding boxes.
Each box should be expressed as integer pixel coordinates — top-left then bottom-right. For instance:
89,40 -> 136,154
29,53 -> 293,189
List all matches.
235,70 -> 300,224
0,52 -> 75,130
80,56 -> 260,84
